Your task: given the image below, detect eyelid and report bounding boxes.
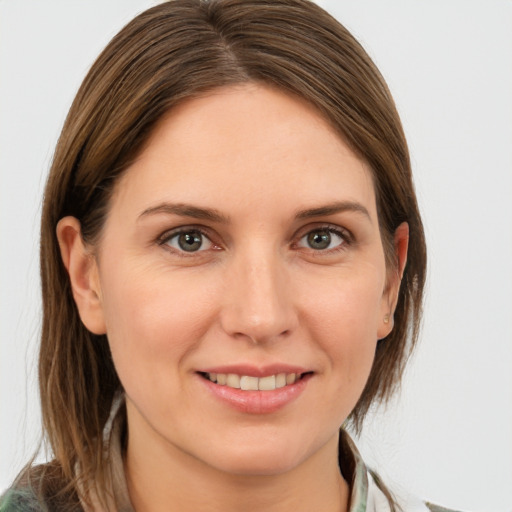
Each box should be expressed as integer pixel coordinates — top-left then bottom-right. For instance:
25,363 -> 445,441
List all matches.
154,222 -> 354,256
292,223 -> 354,252
294,223 -> 353,242
156,225 -> 220,254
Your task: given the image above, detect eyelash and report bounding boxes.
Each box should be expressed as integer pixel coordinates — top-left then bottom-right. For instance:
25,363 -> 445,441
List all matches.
294,225 -> 353,256
157,224 -> 353,257
157,226 -> 217,257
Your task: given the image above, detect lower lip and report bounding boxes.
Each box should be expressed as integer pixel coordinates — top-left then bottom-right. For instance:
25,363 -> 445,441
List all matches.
198,374 -> 312,414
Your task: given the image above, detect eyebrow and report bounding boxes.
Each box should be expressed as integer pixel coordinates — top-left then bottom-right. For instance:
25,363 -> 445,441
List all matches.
138,202 -> 229,223
138,200 -> 371,224
295,201 -> 371,222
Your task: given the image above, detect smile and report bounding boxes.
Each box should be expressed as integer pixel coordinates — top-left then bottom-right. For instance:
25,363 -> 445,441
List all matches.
201,372 -> 305,391
198,370 -> 312,414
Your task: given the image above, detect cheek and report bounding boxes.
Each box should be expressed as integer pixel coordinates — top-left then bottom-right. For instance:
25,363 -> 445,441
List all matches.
302,267 -> 385,381
98,262 -> 218,384
305,263 -> 385,335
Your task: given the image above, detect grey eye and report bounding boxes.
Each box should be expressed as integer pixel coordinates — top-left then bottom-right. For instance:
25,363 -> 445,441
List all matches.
299,229 -> 344,250
166,230 -> 212,252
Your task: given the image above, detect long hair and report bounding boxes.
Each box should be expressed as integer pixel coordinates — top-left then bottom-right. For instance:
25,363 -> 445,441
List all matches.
33,0 -> 426,507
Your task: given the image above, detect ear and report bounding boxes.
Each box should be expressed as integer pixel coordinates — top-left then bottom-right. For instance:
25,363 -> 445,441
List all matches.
56,216 -> 107,335
378,222 -> 409,340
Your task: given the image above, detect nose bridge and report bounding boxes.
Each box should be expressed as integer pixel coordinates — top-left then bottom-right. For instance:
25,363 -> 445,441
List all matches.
220,241 -> 296,343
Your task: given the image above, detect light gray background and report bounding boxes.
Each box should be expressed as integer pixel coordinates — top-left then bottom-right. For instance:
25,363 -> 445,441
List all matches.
1,1 -> 511,511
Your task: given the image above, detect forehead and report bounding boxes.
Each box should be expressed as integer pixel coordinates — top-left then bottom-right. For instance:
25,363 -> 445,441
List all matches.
110,84 -> 377,222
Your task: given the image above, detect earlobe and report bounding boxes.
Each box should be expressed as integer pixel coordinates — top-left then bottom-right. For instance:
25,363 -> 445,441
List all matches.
56,216 -> 106,335
378,222 -> 409,340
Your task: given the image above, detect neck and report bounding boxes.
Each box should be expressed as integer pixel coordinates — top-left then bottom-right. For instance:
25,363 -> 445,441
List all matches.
124,416 -> 349,512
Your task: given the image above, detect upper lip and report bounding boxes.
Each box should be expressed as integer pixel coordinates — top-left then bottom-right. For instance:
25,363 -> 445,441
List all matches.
197,364 -> 310,377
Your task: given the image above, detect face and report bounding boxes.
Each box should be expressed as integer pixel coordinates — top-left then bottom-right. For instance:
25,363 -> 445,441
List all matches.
66,84 -> 401,477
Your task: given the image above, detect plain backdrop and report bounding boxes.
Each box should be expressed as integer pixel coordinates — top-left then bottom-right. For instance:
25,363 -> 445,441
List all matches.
1,1 -> 511,511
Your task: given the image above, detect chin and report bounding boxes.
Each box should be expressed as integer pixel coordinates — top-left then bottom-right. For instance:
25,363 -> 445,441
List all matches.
194,430 -> 323,478
210,449 -> 304,477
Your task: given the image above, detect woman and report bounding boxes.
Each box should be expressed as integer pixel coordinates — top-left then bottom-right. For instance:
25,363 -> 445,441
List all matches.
1,0 -> 447,510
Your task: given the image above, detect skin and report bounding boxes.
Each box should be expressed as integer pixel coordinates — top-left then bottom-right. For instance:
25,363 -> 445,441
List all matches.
58,84 -> 408,512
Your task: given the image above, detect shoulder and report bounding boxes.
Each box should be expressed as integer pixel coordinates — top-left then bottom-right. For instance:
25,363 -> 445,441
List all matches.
0,486 -> 84,512
0,488 -> 44,512
0,468 -> 84,512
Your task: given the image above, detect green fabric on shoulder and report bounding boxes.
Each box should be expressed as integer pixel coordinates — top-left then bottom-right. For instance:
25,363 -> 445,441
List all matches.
0,488 -> 43,512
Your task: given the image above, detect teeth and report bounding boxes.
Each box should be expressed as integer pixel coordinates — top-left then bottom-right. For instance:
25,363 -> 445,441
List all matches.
258,375 -> 275,391
240,376 -> 259,390
226,374 -> 241,389
286,373 -> 297,385
206,372 -> 302,391
275,373 -> 286,388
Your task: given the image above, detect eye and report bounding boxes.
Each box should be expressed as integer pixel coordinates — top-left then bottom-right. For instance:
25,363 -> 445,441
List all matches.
298,227 -> 347,251
163,229 -> 213,253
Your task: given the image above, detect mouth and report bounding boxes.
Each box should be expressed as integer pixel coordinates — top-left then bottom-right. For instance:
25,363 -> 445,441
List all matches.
197,368 -> 313,413
198,371 -> 312,391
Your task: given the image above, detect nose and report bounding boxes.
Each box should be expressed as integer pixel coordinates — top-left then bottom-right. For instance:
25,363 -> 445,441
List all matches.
219,246 -> 298,345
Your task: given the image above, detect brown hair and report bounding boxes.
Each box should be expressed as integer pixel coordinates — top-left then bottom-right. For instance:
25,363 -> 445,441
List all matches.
33,0 -> 426,507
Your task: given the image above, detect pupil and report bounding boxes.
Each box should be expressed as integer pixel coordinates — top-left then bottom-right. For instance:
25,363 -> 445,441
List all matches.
308,230 -> 331,250
178,232 -> 202,252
